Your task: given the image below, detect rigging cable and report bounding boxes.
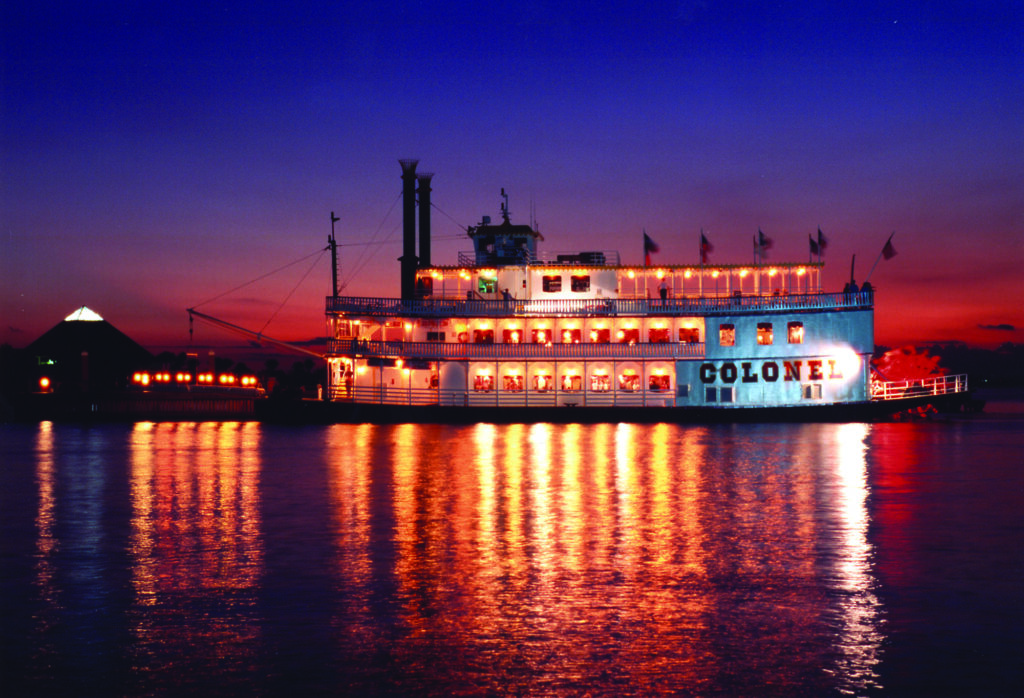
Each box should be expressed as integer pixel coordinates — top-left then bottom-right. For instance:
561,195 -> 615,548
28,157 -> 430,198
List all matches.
190,247 -> 326,310
258,247 -> 327,336
340,190 -> 402,290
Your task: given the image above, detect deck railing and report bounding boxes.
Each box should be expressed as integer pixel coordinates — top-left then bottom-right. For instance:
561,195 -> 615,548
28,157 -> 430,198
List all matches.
871,374 -> 968,401
327,339 -> 706,360
326,291 -> 872,319
328,384 -> 674,408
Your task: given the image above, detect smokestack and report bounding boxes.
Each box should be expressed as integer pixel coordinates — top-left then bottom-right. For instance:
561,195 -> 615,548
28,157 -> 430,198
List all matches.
399,159 -> 419,300
417,172 -> 433,269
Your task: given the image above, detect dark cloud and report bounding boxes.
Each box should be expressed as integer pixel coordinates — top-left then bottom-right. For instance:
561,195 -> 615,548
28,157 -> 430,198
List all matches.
978,324 -> 1016,332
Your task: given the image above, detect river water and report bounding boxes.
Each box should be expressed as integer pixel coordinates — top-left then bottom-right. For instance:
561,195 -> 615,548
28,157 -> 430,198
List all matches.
2,395 -> 1022,696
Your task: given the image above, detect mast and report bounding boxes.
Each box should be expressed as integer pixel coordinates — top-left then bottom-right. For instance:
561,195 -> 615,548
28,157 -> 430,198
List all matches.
329,211 -> 339,298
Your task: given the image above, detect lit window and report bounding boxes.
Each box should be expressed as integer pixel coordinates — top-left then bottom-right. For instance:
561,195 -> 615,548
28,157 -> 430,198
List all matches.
503,375 -> 524,392
757,323 -> 773,345
590,328 -> 611,343
478,277 -> 496,294
502,329 -> 521,344
719,324 -> 735,347
474,374 -> 493,392
678,327 -> 700,343
591,373 -> 611,392
648,328 -> 671,344
542,275 -> 562,292
473,329 -> 494,344
534,374 -> 553,392
571,275 -> 591,292
619,373 -> 641,391
561,374 -> 582,391
531,329 -> 550,344
561,328 -> 582,344
618,328 -> 640,344
788,322 -> 804,344
649,375 -> 670,391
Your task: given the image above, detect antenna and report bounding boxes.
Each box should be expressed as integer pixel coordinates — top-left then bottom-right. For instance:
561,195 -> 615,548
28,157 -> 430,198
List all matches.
500,187 -> 510,223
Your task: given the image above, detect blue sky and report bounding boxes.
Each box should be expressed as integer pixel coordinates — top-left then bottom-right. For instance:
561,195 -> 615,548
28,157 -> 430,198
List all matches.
3,1 -> 1022,348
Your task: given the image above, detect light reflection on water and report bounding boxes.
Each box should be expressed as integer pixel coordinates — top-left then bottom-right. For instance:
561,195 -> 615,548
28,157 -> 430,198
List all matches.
24,420 -> 889,695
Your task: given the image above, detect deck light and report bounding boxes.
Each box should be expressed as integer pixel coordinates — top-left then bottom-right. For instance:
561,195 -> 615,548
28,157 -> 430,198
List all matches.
39,376 -> 51,390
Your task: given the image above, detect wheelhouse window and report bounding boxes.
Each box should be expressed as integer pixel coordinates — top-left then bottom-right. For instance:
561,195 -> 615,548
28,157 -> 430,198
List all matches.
679,327 -> 700,343
757,323 -> 773,345
561,374 -> 582,391
478,277 -> 496,294
649,374 -> 670,391
473,329 -> 494,344
561,328 -> 582,344
589,328 -> 611,343
719,324 -> 735,347
619,373 -> 641,391
571,275 -> 591,292
474,374 -> 493,392
788,321 -> 804,344
502,329 -> 522,344
542,275 -> 562,292
503,374 -> 523,392
648,328 -> 671,344
534,374 -> 553,392
531,328 -> 551,344
617,328 -> 640,344
591,373 -> 611,392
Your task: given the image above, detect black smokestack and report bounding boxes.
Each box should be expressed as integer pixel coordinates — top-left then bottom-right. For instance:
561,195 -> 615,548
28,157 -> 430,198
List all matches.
417,172 -> 433,268
399,159 -> 419,300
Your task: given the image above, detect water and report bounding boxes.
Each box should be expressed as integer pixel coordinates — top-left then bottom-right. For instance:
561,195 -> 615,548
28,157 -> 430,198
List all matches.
2,398 -> 1022,696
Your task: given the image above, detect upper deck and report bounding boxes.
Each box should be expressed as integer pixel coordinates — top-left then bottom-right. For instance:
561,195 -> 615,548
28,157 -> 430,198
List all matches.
326,289 -> 874,319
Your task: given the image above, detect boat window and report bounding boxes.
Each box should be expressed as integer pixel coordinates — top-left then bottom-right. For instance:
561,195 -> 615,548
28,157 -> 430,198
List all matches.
502,329 -> 522,344
571,275 -> 591,292
803,384 -> 822,399
757,323 -> 773,345
542,275 -> 562,292
426,331 -> 446,342
720,387 -> 734,402
677,384 -> 690,398
705,386 -> 717,402
473,329 -> 494,344
719,324 -> 735,347
617,328 -> 640,344
788,321 -> 804,344
679,327 -> 700,343
648,328 -> 671,344
591,373 -> 611,392
589,328 -> 611,343
619,373 -> 641,391
649,374 -> 671,391
534,374 -> 553,392
561,374 -> 582,391
561,328 -> 582,344
473,374 -> 493,392
503,375 -> 524,392
531,328 -> 551,344
478,277 -> 496,294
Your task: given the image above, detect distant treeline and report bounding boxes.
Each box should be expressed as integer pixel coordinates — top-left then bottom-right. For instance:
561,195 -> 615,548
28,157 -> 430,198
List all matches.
875,342 -> 1024,388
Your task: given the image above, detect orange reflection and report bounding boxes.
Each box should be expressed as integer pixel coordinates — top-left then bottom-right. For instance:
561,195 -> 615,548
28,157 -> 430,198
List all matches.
127,421 -> 263,682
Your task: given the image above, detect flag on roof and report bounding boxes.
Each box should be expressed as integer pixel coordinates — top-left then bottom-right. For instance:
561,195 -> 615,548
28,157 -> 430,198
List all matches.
643,231 -> 660,266
882,234 -> 897,260
700,233 -> 713,264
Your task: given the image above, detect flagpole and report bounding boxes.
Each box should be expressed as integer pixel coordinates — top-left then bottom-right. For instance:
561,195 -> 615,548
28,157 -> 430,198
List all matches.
864,232 -> 894,284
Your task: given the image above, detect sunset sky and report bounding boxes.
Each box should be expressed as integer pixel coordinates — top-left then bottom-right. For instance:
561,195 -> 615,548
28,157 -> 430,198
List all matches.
3,1 -> 1022,352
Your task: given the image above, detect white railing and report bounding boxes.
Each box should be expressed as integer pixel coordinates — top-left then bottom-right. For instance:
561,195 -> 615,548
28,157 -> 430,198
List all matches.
328,384 -> 676,408
326,291 -> 872,319
327,339 -> 705,360
870,374 -> 968,401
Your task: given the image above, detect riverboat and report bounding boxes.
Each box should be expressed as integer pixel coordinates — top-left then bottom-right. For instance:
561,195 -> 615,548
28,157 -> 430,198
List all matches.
317,160 -> 969,422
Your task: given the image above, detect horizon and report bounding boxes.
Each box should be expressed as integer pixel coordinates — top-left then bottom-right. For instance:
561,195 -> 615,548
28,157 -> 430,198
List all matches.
3,2 -> 1022,350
